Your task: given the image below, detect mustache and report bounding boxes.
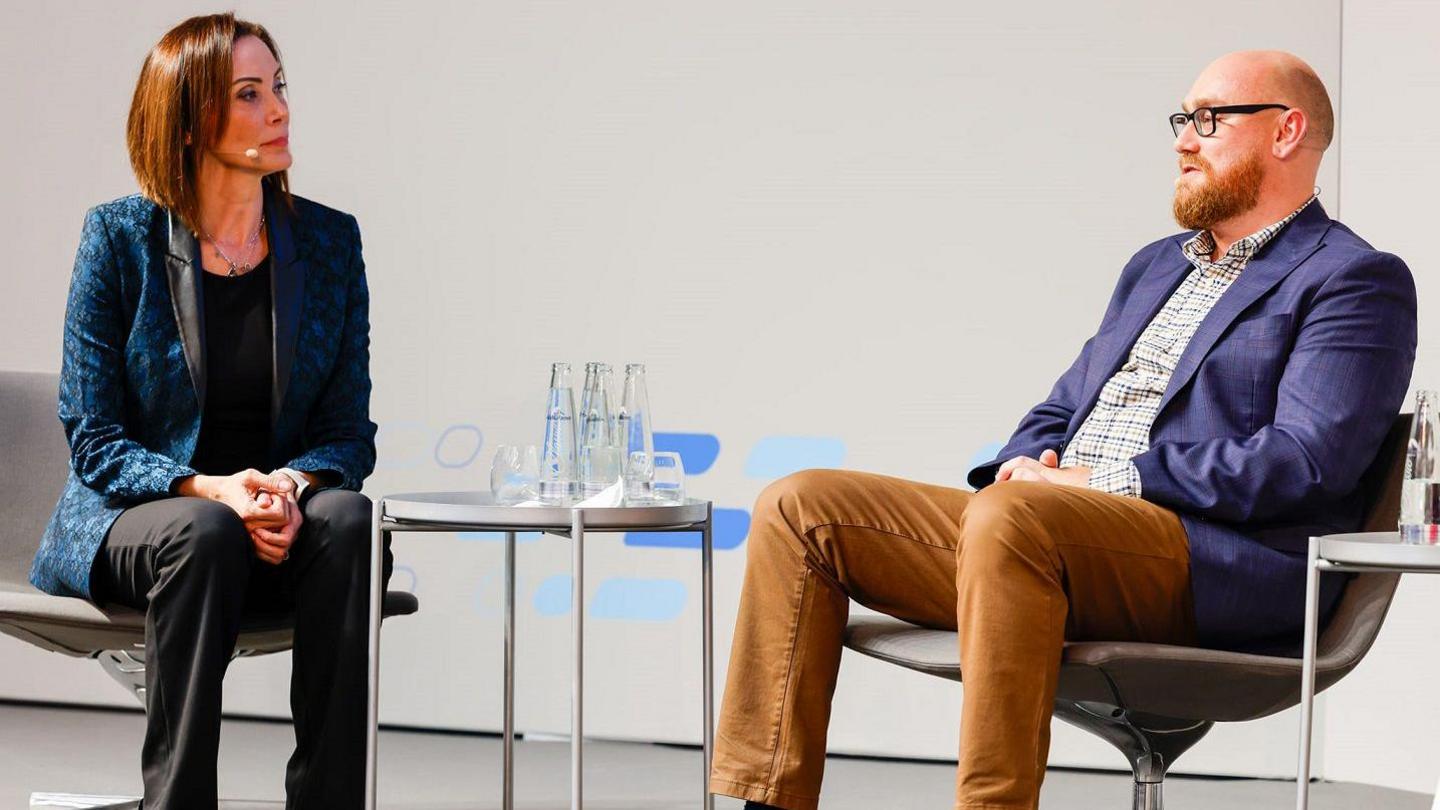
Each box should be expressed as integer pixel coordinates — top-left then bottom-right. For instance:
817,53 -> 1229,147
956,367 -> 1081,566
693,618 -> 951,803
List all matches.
1179,155 -> 1213,174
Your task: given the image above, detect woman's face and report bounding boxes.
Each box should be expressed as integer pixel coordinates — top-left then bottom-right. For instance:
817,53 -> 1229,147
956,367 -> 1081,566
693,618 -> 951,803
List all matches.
209,35 -> 290,173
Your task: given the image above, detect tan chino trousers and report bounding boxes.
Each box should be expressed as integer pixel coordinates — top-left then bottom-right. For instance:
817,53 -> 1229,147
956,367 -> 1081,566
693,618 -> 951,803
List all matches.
709,470 -> 1196,810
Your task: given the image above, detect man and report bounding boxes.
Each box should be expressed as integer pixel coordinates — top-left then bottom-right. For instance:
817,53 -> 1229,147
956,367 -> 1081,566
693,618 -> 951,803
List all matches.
710,51 -> 1417,810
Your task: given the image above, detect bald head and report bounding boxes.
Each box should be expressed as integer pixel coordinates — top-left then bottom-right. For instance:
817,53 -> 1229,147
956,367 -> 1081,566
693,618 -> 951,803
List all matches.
1173,50 -> 1332,238
1192,50 -> 1334,149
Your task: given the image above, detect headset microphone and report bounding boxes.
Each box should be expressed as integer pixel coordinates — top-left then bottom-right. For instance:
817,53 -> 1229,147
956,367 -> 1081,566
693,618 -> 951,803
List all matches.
245,147 -> 260,159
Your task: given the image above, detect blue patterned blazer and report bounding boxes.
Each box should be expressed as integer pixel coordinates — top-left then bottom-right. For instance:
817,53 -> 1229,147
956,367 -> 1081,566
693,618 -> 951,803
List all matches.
967,202 -> 1417,651
30,187 -> 377,600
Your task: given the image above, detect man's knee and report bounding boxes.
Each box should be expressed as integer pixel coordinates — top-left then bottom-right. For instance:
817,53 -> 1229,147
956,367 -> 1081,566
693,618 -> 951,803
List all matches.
742,470 -> 836,564
957,481 -> 1058,568
754,468 -> 851,524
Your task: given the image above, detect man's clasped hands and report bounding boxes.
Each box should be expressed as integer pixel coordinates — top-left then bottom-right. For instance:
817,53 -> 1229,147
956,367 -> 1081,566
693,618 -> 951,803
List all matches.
994,449 -> 1092,488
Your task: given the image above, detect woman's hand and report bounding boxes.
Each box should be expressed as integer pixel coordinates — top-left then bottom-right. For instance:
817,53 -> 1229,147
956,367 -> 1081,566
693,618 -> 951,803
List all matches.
250,489 -> 302,565
177,468 -> 295,532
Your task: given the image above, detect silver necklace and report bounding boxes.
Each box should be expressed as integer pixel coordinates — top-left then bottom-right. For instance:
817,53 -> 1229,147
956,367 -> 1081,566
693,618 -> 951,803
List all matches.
205,213 -> 266,277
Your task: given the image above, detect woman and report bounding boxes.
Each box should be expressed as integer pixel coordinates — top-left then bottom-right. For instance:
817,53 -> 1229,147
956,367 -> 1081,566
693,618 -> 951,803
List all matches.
28,13 -> 390,808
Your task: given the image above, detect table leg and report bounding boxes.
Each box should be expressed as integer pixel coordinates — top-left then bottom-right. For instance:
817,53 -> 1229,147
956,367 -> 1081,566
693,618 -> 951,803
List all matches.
702,506 -> 715,810
365,499 -> 386,810
572,509 -> 585,810
505,530 -> 517,810
1296,537 -> 1322,810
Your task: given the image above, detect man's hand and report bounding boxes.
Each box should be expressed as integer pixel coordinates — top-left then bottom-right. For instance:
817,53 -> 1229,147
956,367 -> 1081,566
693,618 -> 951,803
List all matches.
995,449 -> 1091,488
250,489 -> 302,565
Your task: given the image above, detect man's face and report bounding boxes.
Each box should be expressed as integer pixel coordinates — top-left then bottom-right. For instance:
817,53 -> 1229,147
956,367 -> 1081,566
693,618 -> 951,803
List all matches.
1172,141 -> 1264,231
1172,64 -> 1282,230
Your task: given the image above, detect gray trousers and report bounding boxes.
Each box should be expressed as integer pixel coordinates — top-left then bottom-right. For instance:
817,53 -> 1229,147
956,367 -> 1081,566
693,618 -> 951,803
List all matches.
92,489 -> 393,810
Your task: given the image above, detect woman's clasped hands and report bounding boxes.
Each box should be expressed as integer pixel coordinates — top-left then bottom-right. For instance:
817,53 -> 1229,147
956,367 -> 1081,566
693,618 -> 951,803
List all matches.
182,469 -> 303,565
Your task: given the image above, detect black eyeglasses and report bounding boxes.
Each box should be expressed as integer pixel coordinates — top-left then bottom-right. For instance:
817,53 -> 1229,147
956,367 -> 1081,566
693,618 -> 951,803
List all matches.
1170,104 -> 1289,137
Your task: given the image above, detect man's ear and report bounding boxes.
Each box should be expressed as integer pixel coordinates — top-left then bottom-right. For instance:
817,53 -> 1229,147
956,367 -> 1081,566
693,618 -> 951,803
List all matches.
1274,109 -> 1308,159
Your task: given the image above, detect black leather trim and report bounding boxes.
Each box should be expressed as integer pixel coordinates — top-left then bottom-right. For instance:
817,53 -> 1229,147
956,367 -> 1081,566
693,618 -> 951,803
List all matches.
164,210 -> 207,407
266,188 -> 306,425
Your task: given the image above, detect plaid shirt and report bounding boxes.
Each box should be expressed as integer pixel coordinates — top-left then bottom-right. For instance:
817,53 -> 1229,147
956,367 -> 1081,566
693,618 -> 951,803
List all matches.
1059,196 -> 1317,496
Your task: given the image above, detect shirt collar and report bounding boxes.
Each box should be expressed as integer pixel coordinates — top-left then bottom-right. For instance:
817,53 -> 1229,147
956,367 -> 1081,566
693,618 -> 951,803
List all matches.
1182,194 -> 1319,273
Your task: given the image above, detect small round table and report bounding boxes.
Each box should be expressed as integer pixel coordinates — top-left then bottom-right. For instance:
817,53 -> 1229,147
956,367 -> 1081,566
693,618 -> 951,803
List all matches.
1295,531 -> 1440,809
362,492 -> 716,810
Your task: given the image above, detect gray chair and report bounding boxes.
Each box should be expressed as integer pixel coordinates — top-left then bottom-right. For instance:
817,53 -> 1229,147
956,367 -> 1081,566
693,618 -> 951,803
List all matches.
0,370 -> 417,807
844,414 -> 1410,810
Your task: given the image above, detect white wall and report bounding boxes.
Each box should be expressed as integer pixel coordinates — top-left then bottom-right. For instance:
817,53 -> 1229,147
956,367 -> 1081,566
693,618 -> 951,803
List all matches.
1,0 -> 1432,797
1312,0 -> 1440,795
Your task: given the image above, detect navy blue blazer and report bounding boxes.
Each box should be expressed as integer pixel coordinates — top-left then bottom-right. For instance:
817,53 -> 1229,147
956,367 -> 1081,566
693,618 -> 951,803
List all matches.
30,188 -> 377,601
967,202 -> 1417,650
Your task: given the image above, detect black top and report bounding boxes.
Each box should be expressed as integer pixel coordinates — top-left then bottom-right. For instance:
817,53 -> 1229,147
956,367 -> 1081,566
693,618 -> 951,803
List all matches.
190,257 -> 274,475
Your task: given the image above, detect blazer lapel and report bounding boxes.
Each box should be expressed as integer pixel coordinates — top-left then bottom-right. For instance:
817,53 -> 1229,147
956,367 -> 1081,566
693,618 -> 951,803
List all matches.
1156,201 -> 1333,414
164,210 -> 206,407
267,188 -> 307,426
1068,247 -> 1192,436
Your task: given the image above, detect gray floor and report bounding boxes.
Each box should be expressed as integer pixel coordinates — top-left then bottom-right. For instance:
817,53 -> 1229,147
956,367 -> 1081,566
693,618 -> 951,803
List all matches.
2,701 -> 1432,810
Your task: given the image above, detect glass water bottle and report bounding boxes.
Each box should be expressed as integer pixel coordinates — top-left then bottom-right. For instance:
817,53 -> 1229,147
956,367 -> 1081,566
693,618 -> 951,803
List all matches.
578,363 -> 619,496
539,362 -> 578,503
579,363 -> 612,449
617,363 -> 655,499
1401,390 -> 1440,544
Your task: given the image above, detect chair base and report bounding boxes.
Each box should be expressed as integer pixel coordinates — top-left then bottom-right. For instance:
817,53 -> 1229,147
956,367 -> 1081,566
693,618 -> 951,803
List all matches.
1053,700 -> 1213,810
96,648 -> 147,706
1132,781 -> 1163,810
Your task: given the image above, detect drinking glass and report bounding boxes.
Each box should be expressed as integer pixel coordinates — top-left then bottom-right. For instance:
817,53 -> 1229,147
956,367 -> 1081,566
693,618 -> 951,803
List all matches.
491,444 -> 540,505
650,451 -> 685,503
579,444 -> 623,497
625,450 -> 654,503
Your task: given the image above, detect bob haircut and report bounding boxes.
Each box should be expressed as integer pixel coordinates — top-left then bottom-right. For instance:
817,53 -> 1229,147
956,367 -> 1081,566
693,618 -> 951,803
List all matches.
126,13 -> 290,234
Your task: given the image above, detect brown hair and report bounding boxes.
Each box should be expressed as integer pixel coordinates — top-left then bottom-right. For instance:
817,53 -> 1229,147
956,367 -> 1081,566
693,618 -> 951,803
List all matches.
126,13 -> 289,234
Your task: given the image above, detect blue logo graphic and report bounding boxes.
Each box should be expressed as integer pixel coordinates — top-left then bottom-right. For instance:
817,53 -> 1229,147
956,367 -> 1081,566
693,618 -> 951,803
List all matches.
434,424 -> 484,468
534,574 -> 573,616
591,578 -> 688,621
967,441 -> 1007,475
653,432 -> 721,475
530,574 -> 691,622
624,507 -> 750,550
744,436 -> 846,479
375,421 -> 488,470
391,564 -> 418,594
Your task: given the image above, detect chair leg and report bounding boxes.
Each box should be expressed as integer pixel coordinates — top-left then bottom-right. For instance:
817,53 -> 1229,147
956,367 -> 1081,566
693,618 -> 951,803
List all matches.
1053,699 -> 1213,810
95,647 -> 147,708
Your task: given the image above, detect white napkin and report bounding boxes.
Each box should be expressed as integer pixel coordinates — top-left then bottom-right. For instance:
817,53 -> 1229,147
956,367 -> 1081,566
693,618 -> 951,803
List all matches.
574,477 -> 625,508
508,477 -> 624,508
